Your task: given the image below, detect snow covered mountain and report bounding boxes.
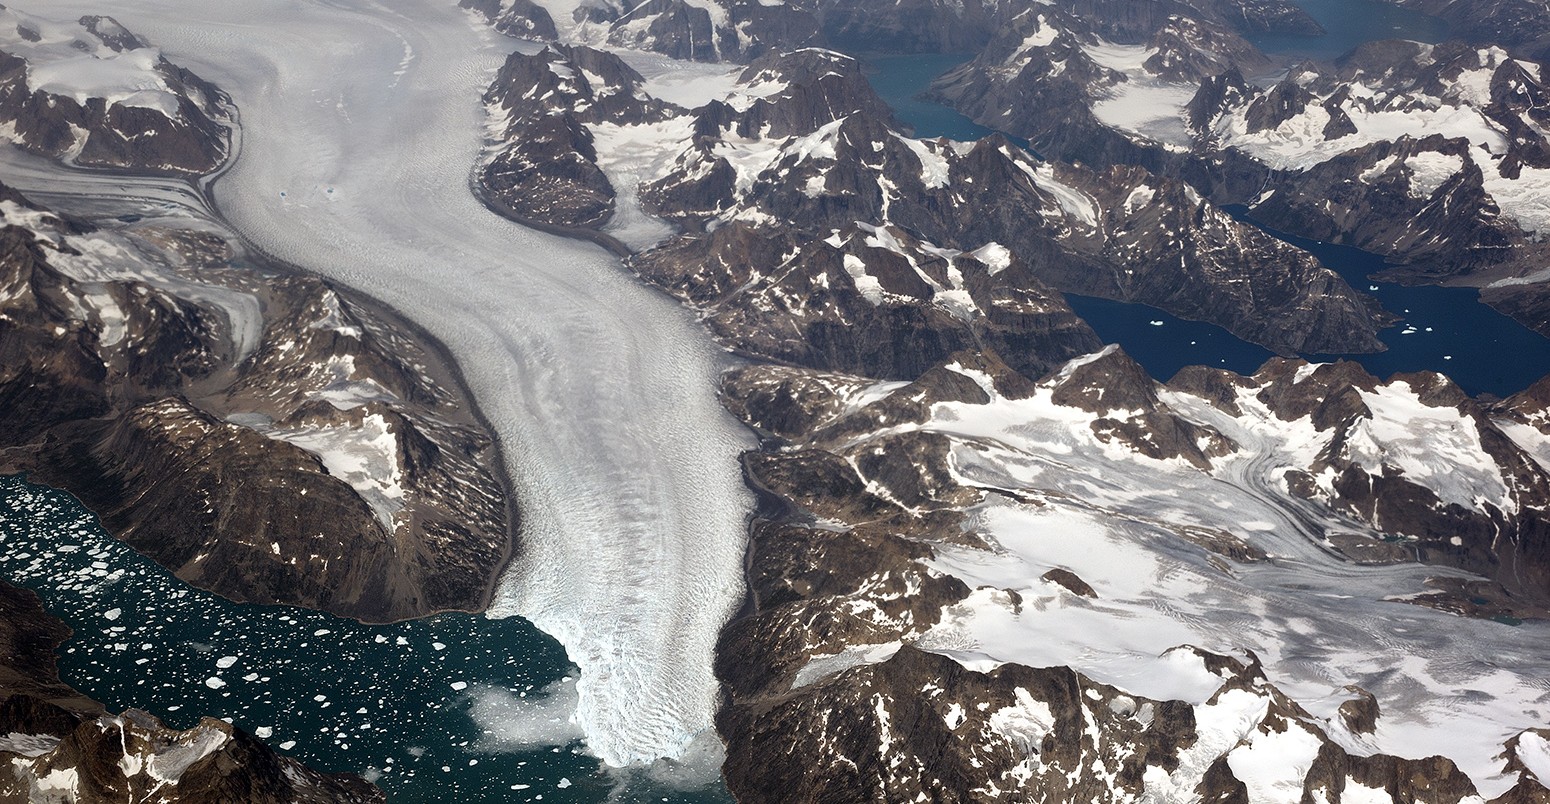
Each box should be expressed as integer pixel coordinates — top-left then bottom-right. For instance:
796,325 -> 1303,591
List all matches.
716,345 -> 1550,801
0,8 -> 231,176
0,183 -> 512,623
927,5 -> 1550,336
462,0 -> 819,62
480,43 -> 681,230
364,0 -> 1550,795
479,44 -> 1390,369
467,32 -> 1550,800
464,0 -> 1325,63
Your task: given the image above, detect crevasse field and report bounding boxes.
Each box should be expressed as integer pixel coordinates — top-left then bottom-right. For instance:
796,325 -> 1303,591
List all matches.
13,0 -> 756,775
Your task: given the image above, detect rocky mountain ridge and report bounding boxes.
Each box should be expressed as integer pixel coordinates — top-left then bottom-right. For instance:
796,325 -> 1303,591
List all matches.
925,5 -> 1550,335
1380,0 -> 1550,62
716,344 -> 1550,802
454,3 -> 1550,802
479,44 -> 1392,374
464,0 -> 1324,63
0,183 -> 513,624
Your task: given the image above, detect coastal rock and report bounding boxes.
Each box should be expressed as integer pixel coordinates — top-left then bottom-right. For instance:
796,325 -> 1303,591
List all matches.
636,220 -> 1103,380
0,580 -> 383,803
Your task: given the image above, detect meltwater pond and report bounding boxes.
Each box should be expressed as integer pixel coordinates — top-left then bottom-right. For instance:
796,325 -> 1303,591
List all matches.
0,475 -> 730,804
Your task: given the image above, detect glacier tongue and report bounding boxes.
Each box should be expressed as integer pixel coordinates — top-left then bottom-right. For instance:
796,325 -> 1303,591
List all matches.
18,0 -> 755,771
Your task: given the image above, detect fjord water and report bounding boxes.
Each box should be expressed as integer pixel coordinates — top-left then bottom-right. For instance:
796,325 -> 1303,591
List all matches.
2,0 -> 752,796
0,476 -> 729,802
865,53 -> 1550,397
1247,0 -> 1449,62
863,54 -> 995,140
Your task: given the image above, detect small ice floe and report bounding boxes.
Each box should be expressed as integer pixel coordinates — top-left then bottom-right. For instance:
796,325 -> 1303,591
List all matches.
103,608 -> 121,621
1149,320 -> 1164,326
204,677 -> 226,689
450,681 -> 468,691
1369,285 -> 1379,290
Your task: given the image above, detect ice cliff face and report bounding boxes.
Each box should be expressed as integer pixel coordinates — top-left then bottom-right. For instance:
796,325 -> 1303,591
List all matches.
0,9 -> 231,176
0,182 -> 512,623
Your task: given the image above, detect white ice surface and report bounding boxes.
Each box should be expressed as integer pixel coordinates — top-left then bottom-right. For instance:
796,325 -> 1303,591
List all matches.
618,51 -> 742,109
833,362 -> 1550,797
0,6 -> 183,116
14,0 -> 755,772
255,412 -> 406,529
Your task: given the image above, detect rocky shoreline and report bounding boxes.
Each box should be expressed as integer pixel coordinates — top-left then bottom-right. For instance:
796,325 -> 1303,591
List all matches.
0,579 -> 386,802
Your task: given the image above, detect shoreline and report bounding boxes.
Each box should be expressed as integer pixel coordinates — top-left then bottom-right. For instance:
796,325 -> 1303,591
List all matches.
1,136 -> 527,626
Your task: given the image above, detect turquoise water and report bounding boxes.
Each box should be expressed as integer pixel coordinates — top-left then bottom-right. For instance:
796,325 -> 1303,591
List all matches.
863,48 -> 1550,398
0,474 -> 730,804
1248,0 -> 1449,63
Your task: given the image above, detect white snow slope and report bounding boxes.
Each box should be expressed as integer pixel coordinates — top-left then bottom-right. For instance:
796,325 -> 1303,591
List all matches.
2,0 -> 755,772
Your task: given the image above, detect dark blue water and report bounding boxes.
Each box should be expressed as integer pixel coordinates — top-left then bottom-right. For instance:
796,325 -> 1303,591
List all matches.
1064,295 -> 1278,381
863,54 -> 995,141
1230,208 -> 1550,397
0,475 -> 729,804
863,48 -> 1550,398
1248,0 -> 1449,63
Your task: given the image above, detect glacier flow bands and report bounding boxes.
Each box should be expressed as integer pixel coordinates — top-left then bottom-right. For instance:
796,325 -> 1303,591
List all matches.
25,0 -> 757,769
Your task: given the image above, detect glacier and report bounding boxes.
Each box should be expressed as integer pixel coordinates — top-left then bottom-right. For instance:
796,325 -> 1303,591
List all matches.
3,0 -> 756,773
